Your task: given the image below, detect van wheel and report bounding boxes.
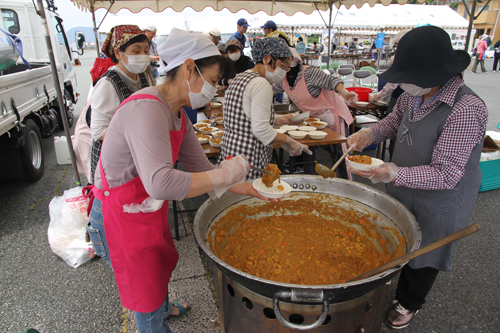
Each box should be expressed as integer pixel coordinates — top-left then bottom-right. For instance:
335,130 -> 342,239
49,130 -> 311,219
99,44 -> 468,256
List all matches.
20,119 -> 44,181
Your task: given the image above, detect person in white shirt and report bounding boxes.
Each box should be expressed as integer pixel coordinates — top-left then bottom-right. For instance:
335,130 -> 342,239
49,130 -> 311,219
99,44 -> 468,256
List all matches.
89,25 -> 153,183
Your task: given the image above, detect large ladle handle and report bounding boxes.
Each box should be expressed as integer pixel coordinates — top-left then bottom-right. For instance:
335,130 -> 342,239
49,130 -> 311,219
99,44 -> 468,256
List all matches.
330,146 -> 354,175
347,223 -> 481,282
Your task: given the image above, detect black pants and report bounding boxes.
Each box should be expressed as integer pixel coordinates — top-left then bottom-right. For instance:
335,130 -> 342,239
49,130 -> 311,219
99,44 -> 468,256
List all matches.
396,265 -> 439,312
493,57 -> 500,71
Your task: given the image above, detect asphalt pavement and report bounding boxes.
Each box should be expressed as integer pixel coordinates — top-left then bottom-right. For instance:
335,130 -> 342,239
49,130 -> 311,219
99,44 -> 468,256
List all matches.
1,52 -> 499,333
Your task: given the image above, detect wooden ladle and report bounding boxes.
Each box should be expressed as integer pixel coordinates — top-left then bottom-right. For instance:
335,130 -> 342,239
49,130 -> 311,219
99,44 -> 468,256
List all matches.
347,223 -> 481,282
315,146 -> 354,178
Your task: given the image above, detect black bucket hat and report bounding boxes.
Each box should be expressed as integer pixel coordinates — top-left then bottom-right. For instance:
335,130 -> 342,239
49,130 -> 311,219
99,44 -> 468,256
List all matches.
380,26 -> 471,88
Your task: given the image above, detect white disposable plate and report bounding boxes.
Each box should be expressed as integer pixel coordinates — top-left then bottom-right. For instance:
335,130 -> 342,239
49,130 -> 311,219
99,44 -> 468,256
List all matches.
200,127 -> 218,135
209,138 -> 222,148
308,121 -> 328,130
288,130 -> 307,140
373,101 -> 388,106
280,125 -> 298,132
276,128 -> 287,134
356,101 -> 369,107
289,111 -> 310,123
308,131 -> 327,139
346,157 -> 384,171
215,118 -> 223,125
297,126 -> 317,132
198,136 -> 210,144
193,124 -> 207,131
253,178 -> 292,199
212,131 -> 224,138
211,102 -> 222,108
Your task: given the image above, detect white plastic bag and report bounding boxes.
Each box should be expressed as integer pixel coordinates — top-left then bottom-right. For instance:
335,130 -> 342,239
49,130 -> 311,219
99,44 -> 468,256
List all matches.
48,186 -> 94,268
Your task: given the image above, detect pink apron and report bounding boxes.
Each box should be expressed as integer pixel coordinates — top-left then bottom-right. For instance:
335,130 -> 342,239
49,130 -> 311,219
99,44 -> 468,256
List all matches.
281,65 -> 353,154
93,94 -> 184,313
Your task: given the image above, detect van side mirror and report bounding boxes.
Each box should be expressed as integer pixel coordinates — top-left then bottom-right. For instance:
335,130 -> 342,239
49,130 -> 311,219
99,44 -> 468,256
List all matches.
76,31 -> 86,50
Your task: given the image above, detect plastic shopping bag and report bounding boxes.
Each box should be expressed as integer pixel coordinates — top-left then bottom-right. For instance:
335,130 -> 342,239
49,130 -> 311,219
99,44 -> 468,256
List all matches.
48,186 -> 94,268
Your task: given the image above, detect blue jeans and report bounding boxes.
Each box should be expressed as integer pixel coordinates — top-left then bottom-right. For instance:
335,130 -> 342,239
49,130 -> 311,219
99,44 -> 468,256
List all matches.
88,198 -> 175,332
87,197 -> 112,268
134,294 -> 174,333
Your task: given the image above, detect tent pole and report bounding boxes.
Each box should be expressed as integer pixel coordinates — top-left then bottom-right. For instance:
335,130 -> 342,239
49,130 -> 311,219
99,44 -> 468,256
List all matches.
327,2 -> 333,69
465,0 -> 478,55
36,0 -> 81,185
91,2 -> 100,58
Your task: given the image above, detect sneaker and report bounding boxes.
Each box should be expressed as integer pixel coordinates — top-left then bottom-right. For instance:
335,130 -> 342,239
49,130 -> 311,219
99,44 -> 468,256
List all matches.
386,302 -> 419,329
471,71 -> 477,74
493,70 -> 497,72
483,71 -> 488,74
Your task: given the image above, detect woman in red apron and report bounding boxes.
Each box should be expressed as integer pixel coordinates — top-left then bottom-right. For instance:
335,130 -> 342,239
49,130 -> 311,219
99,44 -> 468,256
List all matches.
273,48 -> 357,177
87,28 -> 273,333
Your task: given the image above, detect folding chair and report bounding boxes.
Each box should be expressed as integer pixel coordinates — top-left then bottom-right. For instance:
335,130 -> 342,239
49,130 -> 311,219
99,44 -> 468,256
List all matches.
359,66 -> 378,88
352,70 -> 372,87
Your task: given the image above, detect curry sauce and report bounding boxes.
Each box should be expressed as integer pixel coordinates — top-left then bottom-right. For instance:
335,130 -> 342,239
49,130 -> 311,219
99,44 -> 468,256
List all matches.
207,194 -> 406,285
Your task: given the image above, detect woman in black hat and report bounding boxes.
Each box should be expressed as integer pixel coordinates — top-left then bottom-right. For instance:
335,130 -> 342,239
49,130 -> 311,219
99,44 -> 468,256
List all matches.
347,26 -> 488,330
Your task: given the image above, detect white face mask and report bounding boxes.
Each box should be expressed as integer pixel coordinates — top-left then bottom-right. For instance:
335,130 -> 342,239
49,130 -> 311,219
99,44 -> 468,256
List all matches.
229,52 -> 241,62
265,62 -> 287,84
401,83 -> 432,97
121,53 -> 150,74
187,65 -> 217,109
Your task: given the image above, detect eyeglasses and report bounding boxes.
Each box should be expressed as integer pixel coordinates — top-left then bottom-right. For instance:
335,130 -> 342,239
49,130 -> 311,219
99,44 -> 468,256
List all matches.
275,58 -> 291,72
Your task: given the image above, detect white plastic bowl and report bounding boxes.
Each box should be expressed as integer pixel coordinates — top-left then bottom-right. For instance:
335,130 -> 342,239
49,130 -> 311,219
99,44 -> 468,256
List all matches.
198,119 -> 213,124
198,136 -> 210,144
356,101 -> 369,107
288,130 -> 307,140
280,125 -> 298,132
297,126 -> 316,132
346,157 -> 384,171
289,111 -> 310,123
215,118 -> 223,125
253,178 -> 292,199
305,117 -> 320,123
193,123 -> 207,131
308,131 -> 328,140
209,138 -> 222,148
276,128 -> 287,134
308,121 -> 328,130
200,127 -> 218,135
212,131 -> 224,138
211,102 -> 222,108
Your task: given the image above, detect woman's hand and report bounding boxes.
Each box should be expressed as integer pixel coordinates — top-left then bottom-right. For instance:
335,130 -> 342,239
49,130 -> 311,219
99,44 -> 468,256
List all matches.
230,182 -> 283,202
282,136 -> 312,156
351,162 -> 398,184
340,90 -> 358,105
347,128 -> 374,151
274,114 -> 297,126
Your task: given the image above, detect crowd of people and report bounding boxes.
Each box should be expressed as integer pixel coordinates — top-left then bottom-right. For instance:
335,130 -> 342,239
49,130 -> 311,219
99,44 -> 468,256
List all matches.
74,19 -> 488,333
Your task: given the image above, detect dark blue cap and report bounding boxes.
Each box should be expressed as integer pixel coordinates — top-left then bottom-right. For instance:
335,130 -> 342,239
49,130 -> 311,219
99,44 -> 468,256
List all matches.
260,20 -> 277,31
237,18 -> 250,27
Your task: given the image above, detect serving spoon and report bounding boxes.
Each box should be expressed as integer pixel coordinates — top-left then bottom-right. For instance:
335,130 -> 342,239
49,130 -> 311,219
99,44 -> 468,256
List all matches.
315,146 -> 354,178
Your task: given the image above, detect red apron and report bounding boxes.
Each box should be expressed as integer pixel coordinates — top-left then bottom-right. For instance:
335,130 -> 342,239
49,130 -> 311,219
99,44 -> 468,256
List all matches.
281,65 -> 353,154
93,94 -> 184,313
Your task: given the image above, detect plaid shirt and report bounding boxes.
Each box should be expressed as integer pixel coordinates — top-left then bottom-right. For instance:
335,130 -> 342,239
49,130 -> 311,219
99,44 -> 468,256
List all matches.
370,74 -> 488,190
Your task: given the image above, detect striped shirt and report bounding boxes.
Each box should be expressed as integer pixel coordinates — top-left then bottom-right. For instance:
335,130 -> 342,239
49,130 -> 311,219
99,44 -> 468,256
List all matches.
272,65 -> 343,98
370,74 -> 488,190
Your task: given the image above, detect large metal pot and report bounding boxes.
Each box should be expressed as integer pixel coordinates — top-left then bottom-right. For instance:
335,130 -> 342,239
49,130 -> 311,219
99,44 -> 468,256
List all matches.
194,175 -> 421,330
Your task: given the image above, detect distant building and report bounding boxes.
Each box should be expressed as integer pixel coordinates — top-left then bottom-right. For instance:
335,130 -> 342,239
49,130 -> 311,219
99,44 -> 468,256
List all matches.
456,0 -> 500,45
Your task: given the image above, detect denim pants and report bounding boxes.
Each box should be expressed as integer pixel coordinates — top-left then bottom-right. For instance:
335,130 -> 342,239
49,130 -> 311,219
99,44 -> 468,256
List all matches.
135,295 -> 174,333
87,197 -> 112,268
88,198 -> 175,332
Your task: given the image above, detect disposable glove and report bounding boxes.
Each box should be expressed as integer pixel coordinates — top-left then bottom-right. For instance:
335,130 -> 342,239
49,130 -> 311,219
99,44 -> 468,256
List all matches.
342,91 -> 358,105
369,162 -> 398,184
206,155 -> 249,198
369,93 -> 380,103
347,128 -> 374,151
274,114 -> 296,126
282,136 -> 312,156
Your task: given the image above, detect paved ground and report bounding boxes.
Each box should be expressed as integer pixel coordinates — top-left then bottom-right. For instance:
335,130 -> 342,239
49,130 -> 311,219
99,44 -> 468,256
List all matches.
0,52 -> 499,333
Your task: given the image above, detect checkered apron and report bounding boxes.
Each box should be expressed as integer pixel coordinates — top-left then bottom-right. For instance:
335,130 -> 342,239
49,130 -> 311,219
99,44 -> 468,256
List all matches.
90,70 -> 150,183
217,71 -> 275,180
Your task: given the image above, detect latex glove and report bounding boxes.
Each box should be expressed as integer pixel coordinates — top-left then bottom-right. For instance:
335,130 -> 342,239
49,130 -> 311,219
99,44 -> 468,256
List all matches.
206,155 -> 249,198
281,136 -> 312,156
341,90 -> 358,105
369,93 -> 380,103
274,114 -> 295,126
347,128 -> 374,151
351,162 -> 398,184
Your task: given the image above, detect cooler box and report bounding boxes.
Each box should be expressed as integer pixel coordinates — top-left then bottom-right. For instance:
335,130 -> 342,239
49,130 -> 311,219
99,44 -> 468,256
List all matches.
479,131 -> 500,192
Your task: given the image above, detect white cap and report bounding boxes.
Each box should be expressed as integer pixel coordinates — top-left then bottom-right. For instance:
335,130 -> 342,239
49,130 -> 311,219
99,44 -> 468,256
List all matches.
158,28 -> 220,74
209,28 -> 221,37
481,34 -> 489,40
145,24 -> 157,31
